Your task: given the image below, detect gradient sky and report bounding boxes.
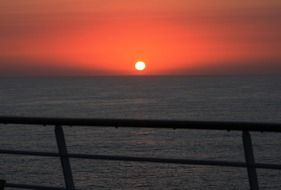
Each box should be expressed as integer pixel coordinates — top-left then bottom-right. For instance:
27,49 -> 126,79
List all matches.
0,0 -> 281,75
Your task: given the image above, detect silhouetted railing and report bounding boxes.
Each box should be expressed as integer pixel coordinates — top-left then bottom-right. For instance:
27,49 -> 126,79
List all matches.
0,116 -> 281,190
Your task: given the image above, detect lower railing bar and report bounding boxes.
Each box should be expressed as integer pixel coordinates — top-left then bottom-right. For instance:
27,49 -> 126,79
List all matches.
70,153 -> 247,167
0,149 -> 58,157
68,153 -> 281,170
5,183 -> 65,190
1,149 -> 281,170
243,131 -> 259,190
55,125 -> 75,190
255,163 -> 281,170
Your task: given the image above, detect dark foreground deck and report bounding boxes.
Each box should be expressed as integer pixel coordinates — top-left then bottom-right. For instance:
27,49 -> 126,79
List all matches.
0,116 -> 281,190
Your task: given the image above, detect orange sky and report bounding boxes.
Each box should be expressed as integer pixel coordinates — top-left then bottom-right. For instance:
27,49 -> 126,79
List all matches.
0,0 -> 281,75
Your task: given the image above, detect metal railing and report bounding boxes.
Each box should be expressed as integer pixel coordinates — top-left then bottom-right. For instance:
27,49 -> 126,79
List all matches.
0,116 -> 281,190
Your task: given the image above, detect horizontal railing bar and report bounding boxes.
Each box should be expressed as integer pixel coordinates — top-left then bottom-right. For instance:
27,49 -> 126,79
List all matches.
0,116 -> 281,132
69,153 -> 247,168
255,163 -> 281,170
1,149 -> 281,170
6,183 -> 65,190
0,149 -> 59,157
67,153 -> 281,170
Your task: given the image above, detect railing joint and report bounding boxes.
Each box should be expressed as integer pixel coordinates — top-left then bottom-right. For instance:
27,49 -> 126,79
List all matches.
0,180 -> 6,190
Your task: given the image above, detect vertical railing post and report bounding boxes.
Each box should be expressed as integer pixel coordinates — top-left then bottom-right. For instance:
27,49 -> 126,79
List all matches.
242,130 -> 259,190
0,180 -> 5,190
55,125 -> 75,190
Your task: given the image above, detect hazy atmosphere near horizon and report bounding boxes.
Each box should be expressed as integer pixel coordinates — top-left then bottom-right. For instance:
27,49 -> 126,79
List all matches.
0,0 -> 281,75
0,1 -> 281,190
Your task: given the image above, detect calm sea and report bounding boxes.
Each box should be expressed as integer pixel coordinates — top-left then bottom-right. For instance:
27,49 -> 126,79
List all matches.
0,76 -> 280,189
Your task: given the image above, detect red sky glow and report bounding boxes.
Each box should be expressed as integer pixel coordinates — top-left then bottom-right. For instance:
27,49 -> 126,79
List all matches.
0,0 -> 281,75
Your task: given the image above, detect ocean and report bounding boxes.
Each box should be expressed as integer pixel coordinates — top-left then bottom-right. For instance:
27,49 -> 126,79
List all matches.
0,76 -> 280,189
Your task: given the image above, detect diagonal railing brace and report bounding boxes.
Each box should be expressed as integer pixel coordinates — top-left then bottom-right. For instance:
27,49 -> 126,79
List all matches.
55,125 -> 75,190
242,131 -> 259,190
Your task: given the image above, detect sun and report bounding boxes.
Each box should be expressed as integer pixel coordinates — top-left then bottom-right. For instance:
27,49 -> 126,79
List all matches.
135,61 -> 146,71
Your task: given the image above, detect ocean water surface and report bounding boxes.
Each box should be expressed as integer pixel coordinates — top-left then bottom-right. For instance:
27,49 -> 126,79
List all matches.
0,76 -> 280,189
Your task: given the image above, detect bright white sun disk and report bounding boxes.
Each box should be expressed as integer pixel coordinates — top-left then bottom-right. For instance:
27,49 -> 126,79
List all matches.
135,61 -> 146,71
